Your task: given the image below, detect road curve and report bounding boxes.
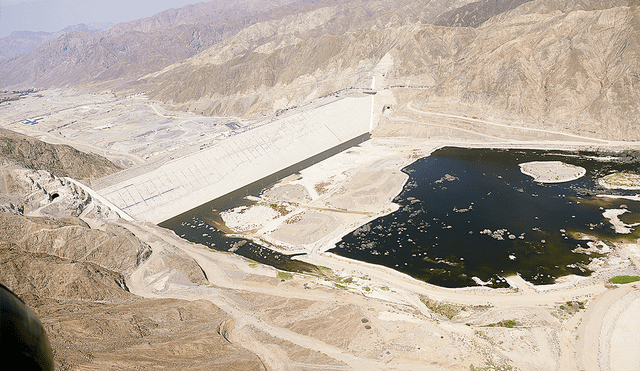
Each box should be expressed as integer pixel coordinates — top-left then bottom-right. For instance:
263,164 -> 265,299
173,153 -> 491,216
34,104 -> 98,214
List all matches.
575,285 -> 632,371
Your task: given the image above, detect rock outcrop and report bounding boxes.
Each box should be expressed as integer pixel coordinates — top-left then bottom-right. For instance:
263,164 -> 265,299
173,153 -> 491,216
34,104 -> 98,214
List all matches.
0,209 -> 228,370
35,298 -> 266,370
0,128 -> 121,181
0,125 -> 237,369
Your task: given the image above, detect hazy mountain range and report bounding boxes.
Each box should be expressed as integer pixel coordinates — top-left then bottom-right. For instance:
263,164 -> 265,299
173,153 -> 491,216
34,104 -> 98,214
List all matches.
1,0 -> 639,139
0,23 -> 113,60
0,0 -> 521,91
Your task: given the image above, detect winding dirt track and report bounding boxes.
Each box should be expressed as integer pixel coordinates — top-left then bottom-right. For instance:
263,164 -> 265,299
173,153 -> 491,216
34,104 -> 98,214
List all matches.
405,102 -> 623,145
120,220 -> 640,371
575,286 -> 631,371
124,223 -> 448,371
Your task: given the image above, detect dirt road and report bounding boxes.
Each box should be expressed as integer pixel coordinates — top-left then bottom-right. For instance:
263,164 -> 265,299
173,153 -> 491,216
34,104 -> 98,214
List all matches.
124,222 -> 450,370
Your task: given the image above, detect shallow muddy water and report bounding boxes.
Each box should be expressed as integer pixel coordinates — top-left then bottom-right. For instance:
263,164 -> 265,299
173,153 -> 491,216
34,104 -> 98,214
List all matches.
159,197 -> 320,273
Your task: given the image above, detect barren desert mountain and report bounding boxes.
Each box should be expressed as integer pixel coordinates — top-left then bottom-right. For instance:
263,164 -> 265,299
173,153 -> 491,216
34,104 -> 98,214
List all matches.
0,0 -> 477,90
1,1 -> 640,370
417,0 -> 640,140
0,31 -> 60,61
0,0 -> 320,89
128,0 -> 640,140
139,22 -> 475,117
132,0 -> 489,116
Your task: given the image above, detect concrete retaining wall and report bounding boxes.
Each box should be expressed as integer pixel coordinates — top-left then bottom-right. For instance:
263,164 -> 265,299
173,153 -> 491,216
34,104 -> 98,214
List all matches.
96,96 -> 373,223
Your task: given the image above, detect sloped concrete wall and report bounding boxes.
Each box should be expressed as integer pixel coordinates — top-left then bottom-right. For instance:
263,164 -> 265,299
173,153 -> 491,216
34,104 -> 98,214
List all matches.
96,96 -> 372,223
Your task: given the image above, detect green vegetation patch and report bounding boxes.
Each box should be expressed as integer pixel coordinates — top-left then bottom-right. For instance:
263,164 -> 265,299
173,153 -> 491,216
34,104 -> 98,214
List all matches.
558,300 -> 586,315
608,275 -> 640,284
265,202 -> 291,216
277,271 -> 293,280
470,360 -> 515,371
420,296 -> 464,319
487,320 -> 517,328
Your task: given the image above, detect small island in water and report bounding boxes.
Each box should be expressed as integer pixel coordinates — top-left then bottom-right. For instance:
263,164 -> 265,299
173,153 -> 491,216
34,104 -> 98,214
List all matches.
598,172 -> 640,190
519,161 -> 586,183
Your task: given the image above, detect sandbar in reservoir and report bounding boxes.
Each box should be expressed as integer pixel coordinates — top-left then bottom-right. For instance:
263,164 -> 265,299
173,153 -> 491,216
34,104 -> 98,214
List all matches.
519,161 -> 586,183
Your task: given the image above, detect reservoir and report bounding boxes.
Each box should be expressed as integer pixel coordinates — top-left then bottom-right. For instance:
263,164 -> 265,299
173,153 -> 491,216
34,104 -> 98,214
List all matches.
330,147 -> 640,288
161,147 -> 640,288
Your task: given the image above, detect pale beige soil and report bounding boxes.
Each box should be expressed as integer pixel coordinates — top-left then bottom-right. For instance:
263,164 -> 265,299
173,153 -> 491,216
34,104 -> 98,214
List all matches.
601,208 -> 640,234
599,172 -> 640,190
0,90 -> 247,168
5,89 -> 640,370
519,161 -> 586,183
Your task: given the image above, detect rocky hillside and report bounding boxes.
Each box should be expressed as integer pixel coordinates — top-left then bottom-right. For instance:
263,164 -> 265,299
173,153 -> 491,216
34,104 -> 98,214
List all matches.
0,124 -> 263,369
0,0 -> 473,90
1,0 -> 639,139
0,214 -> 142,302
419,0 -> 640,139
433,0 -> 532,27
35,297 -> 265,370
138,23 -> 474,117
0,0 -> 345,89
139,0 -> 640,140
0,128 -> 121,181
0,135 -> 255,369
0,23 -> 112,60
0,211 -> 265,370
132,0 -> 478,116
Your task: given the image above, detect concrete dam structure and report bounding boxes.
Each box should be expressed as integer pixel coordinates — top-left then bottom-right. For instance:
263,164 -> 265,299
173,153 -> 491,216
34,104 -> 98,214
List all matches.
96,95 -> 374,224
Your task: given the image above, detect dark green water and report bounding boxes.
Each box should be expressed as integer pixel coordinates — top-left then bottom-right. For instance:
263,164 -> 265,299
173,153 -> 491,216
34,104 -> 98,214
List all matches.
329,147 -> 640,288
159,197 -> 320,274
159,134 -> 370,274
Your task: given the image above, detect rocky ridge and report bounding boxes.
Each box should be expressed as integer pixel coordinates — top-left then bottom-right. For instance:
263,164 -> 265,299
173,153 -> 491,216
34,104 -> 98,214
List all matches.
0,23 -> 112,60
0,128 -> 121,181
0,130 -> 255,370
6,0 -> 637,141
0,0 -> 350,90
418,0 -> 640,140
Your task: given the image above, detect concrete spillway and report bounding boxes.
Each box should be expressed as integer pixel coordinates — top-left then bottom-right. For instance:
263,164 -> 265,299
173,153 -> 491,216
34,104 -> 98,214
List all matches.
96,95 -> 373,224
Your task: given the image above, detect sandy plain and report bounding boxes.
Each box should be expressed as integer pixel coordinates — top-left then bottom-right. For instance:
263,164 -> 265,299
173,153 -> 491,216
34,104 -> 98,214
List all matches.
0,90 -> 249,169
3,88 -> 640,370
